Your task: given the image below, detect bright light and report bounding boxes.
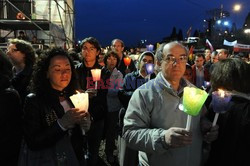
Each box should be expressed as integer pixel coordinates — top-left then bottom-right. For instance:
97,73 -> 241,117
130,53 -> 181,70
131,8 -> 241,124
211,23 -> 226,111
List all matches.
224,21 -> 229,26
244,29 -> 250,34
233,4 -> 241,12
217,20 -> 221,24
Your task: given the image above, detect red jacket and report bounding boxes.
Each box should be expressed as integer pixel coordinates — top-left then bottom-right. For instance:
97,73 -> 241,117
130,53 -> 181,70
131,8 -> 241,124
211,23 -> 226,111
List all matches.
191,64 -> 210,85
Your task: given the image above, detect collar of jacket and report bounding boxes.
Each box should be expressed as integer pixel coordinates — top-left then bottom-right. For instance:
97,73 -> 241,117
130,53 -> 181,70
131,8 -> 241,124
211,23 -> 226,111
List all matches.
153,72 -> 191,97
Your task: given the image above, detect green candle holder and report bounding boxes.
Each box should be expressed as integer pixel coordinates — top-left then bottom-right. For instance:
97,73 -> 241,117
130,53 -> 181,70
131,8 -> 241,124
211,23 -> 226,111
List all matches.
183,87 -> 208,116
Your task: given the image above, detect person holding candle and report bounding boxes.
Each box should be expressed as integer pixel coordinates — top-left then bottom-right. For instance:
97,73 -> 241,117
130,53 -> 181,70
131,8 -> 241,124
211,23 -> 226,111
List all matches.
123,41 -> 217,166
102,50 -> 123,164
205,58 -> 250,166
20,48 -> 91,165
118,50 -> 156,166
75,37 -> 110,166
111,39 -> 136,77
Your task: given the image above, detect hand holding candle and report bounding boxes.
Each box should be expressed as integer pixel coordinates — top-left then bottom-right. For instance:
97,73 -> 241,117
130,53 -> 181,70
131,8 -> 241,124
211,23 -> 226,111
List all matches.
123,56 -> 131,69
183,87 -> 208,131
70,91 -> 89,135
212,89 -> 232,126
202,81 -> 210,91
91,69 -> 101,89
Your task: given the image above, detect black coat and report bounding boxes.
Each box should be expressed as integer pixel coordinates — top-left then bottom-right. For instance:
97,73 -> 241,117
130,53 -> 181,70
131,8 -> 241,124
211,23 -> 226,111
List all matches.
23,89 -> 86,164
11,64 -> 33,104
75,61 -> 110,121
206,95 -> 250,166
118,54 -> 136,77
0,74 -> 22,165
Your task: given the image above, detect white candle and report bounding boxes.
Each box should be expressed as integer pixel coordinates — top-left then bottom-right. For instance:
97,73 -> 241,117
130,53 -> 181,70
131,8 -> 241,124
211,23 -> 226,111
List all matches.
91,69 -> 101,89
91,69 -> 101,82
70,91 -> 89,135
186,115 -> 192,131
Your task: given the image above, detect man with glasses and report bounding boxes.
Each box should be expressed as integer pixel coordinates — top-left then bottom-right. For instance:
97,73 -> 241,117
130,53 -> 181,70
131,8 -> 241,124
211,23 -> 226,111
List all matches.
6,39 -> 35,105
122,41 -> 218,166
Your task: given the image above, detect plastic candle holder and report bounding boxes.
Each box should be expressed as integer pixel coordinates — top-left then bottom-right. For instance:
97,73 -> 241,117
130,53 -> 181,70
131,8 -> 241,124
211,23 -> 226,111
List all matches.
123,57 -> 131,69
91,69 -> 101,89
70,91 -> 89,135
211,89 -> 232,126
183,87 -> 208,131
145,63 -> 154,75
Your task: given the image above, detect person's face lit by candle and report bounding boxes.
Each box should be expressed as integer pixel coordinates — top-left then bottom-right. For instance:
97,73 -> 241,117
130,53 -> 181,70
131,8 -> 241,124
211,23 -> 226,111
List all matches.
139,55 -> 154,76
47,55 -> 72,91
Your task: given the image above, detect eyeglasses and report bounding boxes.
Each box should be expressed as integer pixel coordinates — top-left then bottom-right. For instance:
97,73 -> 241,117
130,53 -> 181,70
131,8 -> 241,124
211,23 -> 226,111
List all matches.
163,55 -> 187,64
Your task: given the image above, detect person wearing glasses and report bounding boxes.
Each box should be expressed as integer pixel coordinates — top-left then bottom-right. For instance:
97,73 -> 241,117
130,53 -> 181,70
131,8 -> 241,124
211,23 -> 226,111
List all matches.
6,39 -> 35,105
122,41 -> 218,166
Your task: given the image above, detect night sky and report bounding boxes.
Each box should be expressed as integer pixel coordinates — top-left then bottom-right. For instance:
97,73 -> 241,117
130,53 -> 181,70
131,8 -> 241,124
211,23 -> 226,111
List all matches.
75,0 -> 250,47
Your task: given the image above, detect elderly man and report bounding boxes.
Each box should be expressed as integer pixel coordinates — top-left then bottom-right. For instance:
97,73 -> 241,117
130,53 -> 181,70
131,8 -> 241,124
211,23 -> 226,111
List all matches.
123,41 -> 217,166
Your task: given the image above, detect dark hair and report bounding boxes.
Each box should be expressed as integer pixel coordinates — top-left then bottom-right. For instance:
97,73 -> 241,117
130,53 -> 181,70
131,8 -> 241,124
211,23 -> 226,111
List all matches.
80,37 -> 101,53
195,53 -> 205,59
210,58 -> 250,93
186,63 -> 192,70
103,50 -> 120,68
0,48 -> 13,79
8,38 -> 35,66
29,47 -> 77,96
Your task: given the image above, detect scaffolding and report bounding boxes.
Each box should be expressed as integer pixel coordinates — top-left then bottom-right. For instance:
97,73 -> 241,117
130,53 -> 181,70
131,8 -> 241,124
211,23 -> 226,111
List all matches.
0,0 -> 75,49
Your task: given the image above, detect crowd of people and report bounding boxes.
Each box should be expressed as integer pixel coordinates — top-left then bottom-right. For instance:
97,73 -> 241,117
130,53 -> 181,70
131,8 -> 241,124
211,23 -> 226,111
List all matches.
1,37 -> 250,166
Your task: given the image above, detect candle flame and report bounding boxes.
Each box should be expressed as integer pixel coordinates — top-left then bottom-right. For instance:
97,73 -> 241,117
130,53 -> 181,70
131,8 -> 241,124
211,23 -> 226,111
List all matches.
218,89 -> 225,98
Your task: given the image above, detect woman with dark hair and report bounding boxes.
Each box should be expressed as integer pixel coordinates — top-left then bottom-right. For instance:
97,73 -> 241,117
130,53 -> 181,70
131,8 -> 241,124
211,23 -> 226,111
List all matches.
0,49 -> 22,165
205,58 -> 250,165
20,47 -> 91,166
103,50 -> 123,164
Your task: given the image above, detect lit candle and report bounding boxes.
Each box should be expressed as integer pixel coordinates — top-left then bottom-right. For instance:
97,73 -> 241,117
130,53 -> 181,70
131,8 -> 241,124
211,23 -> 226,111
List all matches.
212,89 -> 232,126
91,69 -> 101,89
202,81 -> 210,90
70,91 -> 89,135
145,63 -> 154,75
146,44 -> 154,51
183,87 -> 208,131
123,57 -> 131,69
